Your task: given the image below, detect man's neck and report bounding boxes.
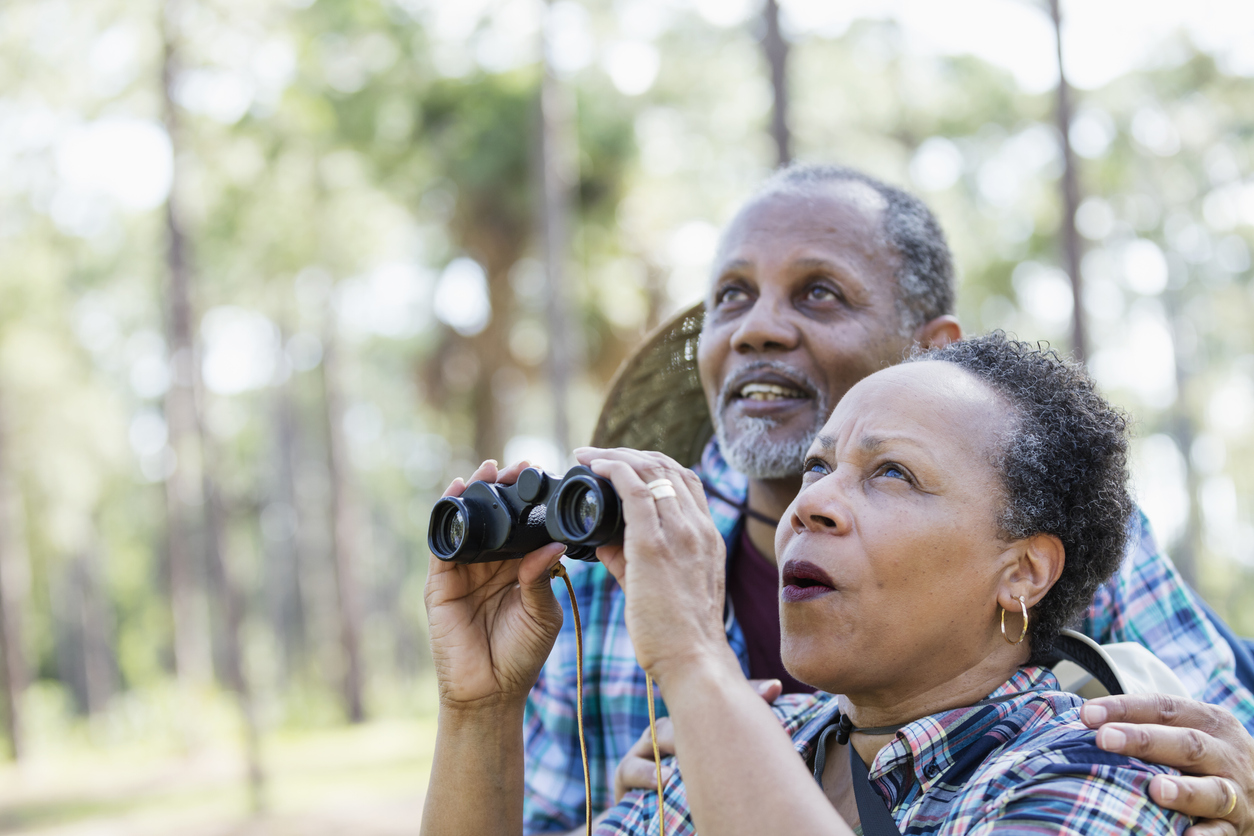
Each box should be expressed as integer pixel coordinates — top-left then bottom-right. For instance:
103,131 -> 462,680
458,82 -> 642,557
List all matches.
745,476 -> 800,566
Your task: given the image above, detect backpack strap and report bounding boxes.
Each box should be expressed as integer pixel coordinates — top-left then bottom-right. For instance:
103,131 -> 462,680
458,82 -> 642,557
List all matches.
1047,629 -> 1191,699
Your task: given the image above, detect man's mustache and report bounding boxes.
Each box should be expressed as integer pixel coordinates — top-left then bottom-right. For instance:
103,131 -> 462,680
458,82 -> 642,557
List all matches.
715,361 -> 825,417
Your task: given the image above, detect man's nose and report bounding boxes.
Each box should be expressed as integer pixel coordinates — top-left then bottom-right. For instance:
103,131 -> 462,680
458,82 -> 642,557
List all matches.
731,293 -> 799,354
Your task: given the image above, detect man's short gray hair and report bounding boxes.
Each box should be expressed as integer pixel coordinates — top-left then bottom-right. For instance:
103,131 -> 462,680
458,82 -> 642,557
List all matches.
753,163 -> 956,334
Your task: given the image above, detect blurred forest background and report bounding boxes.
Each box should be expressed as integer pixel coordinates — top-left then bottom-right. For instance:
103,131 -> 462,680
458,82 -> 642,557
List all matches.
1,0 -> 1253,831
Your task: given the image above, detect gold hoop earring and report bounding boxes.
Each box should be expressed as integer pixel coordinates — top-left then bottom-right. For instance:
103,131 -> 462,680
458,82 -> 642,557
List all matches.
1001,595 -> 1028,645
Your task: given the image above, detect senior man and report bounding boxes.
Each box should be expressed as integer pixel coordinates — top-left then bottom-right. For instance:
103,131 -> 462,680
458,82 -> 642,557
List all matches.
517,164 -> 1254,834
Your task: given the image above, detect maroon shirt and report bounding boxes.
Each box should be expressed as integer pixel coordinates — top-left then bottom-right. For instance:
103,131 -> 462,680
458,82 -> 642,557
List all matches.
726,527 -> 814,695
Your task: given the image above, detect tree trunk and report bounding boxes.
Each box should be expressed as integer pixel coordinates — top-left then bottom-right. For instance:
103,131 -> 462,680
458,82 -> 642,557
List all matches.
1048,0 -> 1088,362
74,548 -> 115,718
319,328 -> 365,723
161,0 -> 265,810
0,392 -> 28,760
159,7 -> 210,691
266,370 -> 307,681
1166,285 -> 1200,588
762,0 -> 791,168
539,0 -> 578,456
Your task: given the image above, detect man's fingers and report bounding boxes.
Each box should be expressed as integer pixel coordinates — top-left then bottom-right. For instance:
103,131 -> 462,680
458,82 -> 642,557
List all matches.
630,716 -> 675,754
615,756 -> 675,801
1096,722 -> 1218,772
749,678 -> 783,703
1150,774 -> 1242,830
1082,693 -> 1221,733
614,717 -> 676,802
1182,821 -> 1239,836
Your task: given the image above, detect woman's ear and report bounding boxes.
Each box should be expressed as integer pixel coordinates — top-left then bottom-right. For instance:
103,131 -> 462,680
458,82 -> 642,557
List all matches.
997,533 -> 1065,611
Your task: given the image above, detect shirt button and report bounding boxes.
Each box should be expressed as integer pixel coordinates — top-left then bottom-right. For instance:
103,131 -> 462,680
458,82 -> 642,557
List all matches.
924,763 -> 942,779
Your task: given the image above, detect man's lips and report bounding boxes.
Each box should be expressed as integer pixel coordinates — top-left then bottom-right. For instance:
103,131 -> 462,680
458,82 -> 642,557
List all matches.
719,365 -> 817,411
780,559 -> 836,603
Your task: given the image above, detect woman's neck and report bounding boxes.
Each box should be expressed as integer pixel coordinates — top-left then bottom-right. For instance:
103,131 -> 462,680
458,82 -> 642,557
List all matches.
840,651 -> 1030,766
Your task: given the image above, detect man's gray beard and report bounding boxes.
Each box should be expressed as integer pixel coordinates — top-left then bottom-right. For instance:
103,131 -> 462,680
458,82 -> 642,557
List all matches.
714,411 -> 825,480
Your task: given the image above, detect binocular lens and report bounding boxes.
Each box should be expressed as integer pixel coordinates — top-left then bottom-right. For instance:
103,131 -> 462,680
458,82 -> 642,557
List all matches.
553,474 -> 618,545
447,509 -> 466,550
430,499 -> 473,560
572,488 -> 600,536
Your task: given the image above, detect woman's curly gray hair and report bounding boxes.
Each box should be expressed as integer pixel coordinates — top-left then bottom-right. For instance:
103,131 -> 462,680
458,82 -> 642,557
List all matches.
909,332 -> 1133,663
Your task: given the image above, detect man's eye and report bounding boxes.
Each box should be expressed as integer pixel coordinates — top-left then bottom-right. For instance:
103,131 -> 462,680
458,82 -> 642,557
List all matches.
805,284 -> 842,303
715,286 -> 750,306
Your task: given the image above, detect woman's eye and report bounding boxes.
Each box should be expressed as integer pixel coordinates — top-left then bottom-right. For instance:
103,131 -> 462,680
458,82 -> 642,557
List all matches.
880,463 -> 910,481
802,457 -> 829,478
715,285 -> 750,306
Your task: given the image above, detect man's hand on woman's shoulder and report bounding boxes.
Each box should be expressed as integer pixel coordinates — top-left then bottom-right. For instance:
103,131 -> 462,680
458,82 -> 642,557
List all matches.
1082,693 -> 1252,836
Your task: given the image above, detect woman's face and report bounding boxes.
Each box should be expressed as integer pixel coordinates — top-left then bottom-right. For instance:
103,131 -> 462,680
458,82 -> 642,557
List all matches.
776,361 -> 1021,702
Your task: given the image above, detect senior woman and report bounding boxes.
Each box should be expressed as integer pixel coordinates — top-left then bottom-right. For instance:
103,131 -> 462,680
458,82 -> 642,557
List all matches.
421,334 -> 1190,835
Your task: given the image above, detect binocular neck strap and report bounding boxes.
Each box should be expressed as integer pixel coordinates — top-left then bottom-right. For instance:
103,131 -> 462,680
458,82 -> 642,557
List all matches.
700,479 -> 779,528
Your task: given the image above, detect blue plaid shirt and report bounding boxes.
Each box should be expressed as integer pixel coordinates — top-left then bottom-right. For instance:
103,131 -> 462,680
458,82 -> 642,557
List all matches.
596,667 -> 1190,835
521,440 -> 1254,833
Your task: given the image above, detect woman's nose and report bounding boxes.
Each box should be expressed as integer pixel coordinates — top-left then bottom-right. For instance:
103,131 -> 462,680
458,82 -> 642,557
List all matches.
789,477 -> 853,537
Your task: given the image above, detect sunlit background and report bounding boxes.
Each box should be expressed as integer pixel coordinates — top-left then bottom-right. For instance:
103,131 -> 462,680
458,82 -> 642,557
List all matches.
1,0 -> 1253,831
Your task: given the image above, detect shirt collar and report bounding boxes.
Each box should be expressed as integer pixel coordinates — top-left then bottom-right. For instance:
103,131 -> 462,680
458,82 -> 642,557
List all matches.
698,437 -> 747,499
869,666 -> 1064,795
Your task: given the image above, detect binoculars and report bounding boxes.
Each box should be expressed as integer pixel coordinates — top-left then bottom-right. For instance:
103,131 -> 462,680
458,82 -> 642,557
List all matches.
427,466 -> 624,564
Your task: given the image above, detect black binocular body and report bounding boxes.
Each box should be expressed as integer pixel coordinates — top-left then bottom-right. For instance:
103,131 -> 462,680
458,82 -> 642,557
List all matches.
427,466 -> 624,564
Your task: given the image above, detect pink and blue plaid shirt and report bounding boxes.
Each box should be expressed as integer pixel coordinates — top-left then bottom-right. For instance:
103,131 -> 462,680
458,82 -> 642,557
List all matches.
521,440 -> 1254,833
595,667 -> 1190,836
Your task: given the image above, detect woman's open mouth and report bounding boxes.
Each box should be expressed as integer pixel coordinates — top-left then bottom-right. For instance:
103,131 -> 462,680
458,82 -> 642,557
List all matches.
780,559 -> 836,603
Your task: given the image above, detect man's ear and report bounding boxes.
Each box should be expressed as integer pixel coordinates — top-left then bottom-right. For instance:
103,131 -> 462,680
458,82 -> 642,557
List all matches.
914,315 -> 962,349
997,533 -> 1065,613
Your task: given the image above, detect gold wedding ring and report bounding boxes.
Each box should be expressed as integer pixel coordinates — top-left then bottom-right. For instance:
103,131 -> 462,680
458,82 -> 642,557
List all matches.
1220,777 -> 1239,817
646,478 -> 677,500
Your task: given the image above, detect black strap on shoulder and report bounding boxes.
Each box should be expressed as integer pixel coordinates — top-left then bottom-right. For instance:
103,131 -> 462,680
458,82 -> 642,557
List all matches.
811,717 -> 904,836
850,743 -> 904,836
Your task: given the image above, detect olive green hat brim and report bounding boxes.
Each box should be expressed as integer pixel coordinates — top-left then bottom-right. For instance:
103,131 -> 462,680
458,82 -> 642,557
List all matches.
590,301 -> 713,468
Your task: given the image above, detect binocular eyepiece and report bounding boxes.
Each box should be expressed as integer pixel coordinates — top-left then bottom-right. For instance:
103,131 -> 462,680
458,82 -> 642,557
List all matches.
427,466 -> 623,564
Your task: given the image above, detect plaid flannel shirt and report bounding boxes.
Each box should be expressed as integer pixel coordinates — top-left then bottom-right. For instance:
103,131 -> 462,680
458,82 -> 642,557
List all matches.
596,667 -> 1191,836
521,439 -> 1254,833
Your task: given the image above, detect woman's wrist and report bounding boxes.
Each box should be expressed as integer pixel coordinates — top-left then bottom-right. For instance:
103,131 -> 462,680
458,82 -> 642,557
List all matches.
649,640 -> 746,699
438,690 -> 530,721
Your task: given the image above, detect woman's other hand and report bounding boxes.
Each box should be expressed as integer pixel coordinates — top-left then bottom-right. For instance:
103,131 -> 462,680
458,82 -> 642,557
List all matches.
1082,694 -> 1253,836
574,447 -> 734,685
425,459 -> 567,709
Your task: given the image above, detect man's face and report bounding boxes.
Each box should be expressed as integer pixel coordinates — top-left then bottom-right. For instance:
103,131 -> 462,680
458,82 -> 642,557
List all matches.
697,182 -> 916,481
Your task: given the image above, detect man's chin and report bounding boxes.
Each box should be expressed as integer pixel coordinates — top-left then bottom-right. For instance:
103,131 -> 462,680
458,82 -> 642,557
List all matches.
716,427 -> 811,481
